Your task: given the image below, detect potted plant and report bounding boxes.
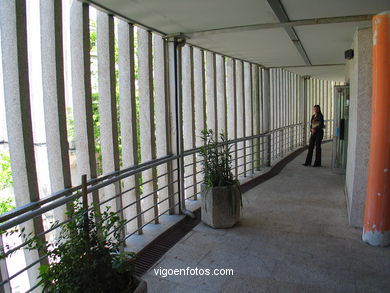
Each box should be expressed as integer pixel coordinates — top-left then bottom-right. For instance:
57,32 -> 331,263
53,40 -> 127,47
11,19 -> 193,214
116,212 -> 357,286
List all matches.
199,129 -> 242,228
1,201 -> 147,293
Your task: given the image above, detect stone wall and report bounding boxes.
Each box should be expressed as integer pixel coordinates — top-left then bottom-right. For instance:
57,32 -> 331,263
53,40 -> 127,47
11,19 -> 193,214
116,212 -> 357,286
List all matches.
345,27 -> 372,228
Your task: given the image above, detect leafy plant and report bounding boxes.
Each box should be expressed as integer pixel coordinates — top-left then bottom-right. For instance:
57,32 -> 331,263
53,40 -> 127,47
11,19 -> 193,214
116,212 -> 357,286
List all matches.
199,129 -> 235,187
0,153 -> 13,190
0,197 -> 15,215
2,202 -> 136,293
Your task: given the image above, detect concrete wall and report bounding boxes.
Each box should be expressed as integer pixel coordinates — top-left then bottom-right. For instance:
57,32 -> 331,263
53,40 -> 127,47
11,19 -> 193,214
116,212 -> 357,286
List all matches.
345,27 -> 372,228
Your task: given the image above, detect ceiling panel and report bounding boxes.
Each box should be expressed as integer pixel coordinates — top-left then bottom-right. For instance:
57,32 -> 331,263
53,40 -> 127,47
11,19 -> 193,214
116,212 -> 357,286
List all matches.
189,28 -> 304,67
91,0 -> 278,34
295,21 -> 371,65
281,0 -> 390,20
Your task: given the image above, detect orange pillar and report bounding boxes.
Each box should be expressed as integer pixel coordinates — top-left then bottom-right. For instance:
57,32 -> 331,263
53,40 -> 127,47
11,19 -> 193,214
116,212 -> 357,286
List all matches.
362,11 -> 390,247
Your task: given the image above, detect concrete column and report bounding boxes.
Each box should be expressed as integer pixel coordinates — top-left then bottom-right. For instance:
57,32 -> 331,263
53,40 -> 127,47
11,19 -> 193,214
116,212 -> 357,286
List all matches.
216,54 -> 226,134
206,52 -> 216,132
138,28 -> 157,223
182,45 -> 195,199
252,66 -> 260,171
118,21 -> 142,233
167,40 -> 180,214
193,47 -> 206,191
226,58 -> 235,144
153,34 -> 170,211
362,11 -> 390,246
193,48 -> 206,146
345,27 -> 373,228
0,0 -> 45,286
235,60 -> 244,176
232,60 -> 238,178
70,1 -> 99,204
263,68 -> 271,166
97,12 -> 122,220
40,0 -> 72,222
301,76 -> 308,146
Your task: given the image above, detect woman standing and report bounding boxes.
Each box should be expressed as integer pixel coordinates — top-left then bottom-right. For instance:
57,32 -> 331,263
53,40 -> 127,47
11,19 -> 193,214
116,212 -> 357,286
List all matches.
303,105 -> 324,167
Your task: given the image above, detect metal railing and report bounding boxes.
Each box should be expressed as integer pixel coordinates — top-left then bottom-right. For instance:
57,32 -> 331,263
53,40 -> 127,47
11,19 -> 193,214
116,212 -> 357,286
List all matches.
0,121 -> 332,291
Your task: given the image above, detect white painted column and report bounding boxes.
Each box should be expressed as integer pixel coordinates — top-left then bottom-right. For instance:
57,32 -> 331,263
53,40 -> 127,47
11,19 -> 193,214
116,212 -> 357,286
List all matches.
181,45 -> 195,199
40,0 -> 72,222
193,48 -> 206,146
252,65 -> 260,171
70,1 -> 99,204
263,68 -> 271,166
153,34 -> 171,211
138,28 -> 157,223
226,59 -> 235,129
235,60 -> 244,176
206,52 -> 217,133
244,62 -> 252,174
97,12 -> 122,215
193,48 -> 206,193
216,54 -> 226,134
118,21 -> 142,234
0,0 -> 45,286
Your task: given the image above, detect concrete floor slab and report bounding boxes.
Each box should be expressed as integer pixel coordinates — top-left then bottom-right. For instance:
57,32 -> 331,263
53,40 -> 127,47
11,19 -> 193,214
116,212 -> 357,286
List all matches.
144,143 -> 390,292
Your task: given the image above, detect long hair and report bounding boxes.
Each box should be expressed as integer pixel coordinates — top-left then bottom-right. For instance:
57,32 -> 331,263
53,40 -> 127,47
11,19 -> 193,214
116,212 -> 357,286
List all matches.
314,105 -> 323,116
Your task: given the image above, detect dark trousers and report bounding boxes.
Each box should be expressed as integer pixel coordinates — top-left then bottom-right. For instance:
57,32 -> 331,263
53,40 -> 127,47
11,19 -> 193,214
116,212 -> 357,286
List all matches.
305,130 -> 323,166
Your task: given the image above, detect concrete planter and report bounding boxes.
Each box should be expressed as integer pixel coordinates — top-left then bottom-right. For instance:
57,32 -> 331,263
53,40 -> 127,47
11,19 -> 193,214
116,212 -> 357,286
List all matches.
201,183 -> 241,228
132,276 -> 147,293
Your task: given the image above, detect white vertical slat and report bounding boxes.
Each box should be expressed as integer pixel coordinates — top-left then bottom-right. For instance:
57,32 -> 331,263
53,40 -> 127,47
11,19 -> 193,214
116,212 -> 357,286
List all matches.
138,28 -> 157,223
182,45 -> 194,199
70,1 -> 99,204
40,0 -> 72,222
0,0 -> 46,286
118,21 -> 142,233
206,51 -> 216,132
97,12 -> 121,214
193,48 -> 206,192
194,48 -> 206,146
226,58 -> 235,143
216,54 -> 226,134
153,34 -> 170,211
235,60 -> 244,176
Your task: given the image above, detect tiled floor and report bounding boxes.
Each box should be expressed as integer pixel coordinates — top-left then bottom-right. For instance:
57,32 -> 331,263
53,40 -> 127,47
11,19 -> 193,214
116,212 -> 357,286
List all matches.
143,143 -> 390,292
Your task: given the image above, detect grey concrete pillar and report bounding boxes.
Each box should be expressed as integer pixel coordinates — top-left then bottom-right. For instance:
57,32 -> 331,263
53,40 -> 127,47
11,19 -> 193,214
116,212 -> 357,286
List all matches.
301,76 -> 309,146
193,47 -> 206,192
167,40 -> 180,214
96,12 -> 123,228
263,68 -> 271,167
117,21 -> 142,234
193,48 -> 206,145
138,28 -> 157,223
153,34 -> 171,211
252,65 -> 260,171
206,51 -> 217,133
244,62 -> 252,174
235,60 -> 244,176
0,0 -> 45,286
40,0 -> 72,222
182,45 -> 195,199
69,1 -> 99,204
216,54 -> 226,134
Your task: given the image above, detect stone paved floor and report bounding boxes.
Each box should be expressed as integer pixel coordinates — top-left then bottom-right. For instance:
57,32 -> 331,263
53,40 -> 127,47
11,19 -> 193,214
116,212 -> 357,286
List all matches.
143,143 -> 390,292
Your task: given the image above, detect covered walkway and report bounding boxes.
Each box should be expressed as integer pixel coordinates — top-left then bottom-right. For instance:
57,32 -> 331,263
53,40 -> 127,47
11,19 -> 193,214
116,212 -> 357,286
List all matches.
144,142 -> 390,292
